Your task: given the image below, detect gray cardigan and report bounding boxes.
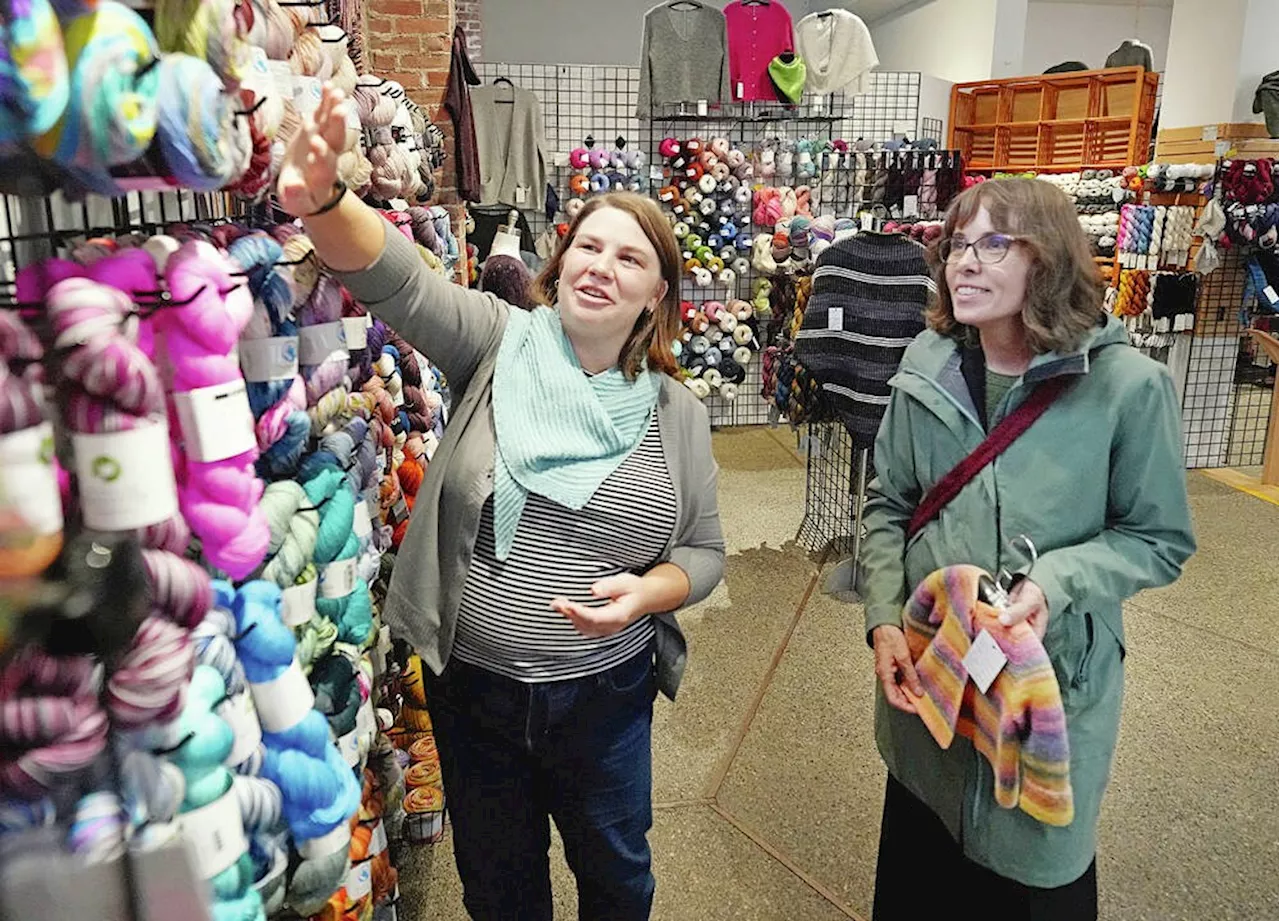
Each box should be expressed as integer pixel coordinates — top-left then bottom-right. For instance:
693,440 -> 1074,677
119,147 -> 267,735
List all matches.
470,83 -> 549,210
335,219 -> 726,699
636,2 -> 732,117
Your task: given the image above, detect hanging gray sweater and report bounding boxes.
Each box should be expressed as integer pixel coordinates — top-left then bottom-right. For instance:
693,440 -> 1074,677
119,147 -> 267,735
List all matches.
471,83 -> 549,210
637,2 -> 732,117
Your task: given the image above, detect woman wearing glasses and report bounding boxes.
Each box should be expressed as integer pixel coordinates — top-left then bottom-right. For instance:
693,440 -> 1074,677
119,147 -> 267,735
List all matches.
861,178 -> 1194,919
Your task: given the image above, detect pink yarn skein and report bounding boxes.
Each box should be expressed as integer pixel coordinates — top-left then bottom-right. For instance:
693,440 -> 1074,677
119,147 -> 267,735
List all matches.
156,241 -> 270,580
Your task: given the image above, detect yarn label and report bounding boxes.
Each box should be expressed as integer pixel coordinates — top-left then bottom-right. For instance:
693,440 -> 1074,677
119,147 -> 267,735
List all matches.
390,497 -> 409,526
174,380 -> 256,464
218,691 -> 263,768
357,699 -> 375,739
378,624 -> 392,655
239,336 -> 299,382
346,859 -> 373,905
292,77 -> 324,116
353,500 -> 373,539
341,317 -> 368,351
298,321 -> 349,366
320,558 -> 358,599
299,822 -> 351,860
391,387 -> 405,407
249,658 -> 316,733
179,789 -> 248,880
281,579 -> 319,627
338,728 -> 361,767
0,423 -> 63,536
369,820 -> 389,856
962,629 -> 1008,695
72,421 -> 179,531
903,195 -> 918,217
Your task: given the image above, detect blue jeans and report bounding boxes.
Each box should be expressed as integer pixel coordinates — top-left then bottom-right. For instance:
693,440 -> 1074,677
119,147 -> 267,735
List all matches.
424,647 -> 657,921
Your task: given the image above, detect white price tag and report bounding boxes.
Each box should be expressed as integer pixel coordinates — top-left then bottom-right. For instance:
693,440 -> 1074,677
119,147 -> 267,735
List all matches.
320,558 -> 358,599
356,699 -> 375,739
378,624 -> 392,655
698,99 -> 710,116
1214,139 -> 1231,158
291,76 -> 324,115
179,789 -> 248,880
174,380 -> 256,463
217,691 -> 263,768
346,859 -> 373,905
515,185 -> 529,205
827,307 -> 842,331
1264,285 -> 1279,307
280,579 -> 318,627
352,500 -> 372,539
299,823 -> 351,860
248,658 -> 316,733
1201,126 -> 1218,141
298,321 -> 349,366
962,628 -> 1008,695
0,423 -> 62,536
369,820 -> 389,856
239,336 -> 299,382
860,212 -> 874,232
72,421 -> 178,531
338,728 -> 361,767
247,47 -> 270,77
903,194 -> 919,217
390,496 -> 409,525
341,317 -> 368,351
391,387 -> 405,407
649,165 -> 665,182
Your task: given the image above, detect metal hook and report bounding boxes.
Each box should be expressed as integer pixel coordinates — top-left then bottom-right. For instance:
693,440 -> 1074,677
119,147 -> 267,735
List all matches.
236,96 -> 267,118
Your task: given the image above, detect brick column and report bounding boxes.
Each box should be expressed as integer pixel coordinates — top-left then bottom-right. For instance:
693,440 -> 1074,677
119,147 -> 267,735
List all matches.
366,0 -> 469,280
455,0 -> 481,62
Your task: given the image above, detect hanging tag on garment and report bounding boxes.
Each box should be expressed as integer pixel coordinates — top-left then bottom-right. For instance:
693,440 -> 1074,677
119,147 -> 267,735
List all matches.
963,629 -> 1008,695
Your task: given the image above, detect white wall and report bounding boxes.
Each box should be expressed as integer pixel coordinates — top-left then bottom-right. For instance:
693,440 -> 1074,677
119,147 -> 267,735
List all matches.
482,0 -> 657,65
1232,0 -> 1279,124
1021,2 -> 1172,75
870,0 -> 1000,83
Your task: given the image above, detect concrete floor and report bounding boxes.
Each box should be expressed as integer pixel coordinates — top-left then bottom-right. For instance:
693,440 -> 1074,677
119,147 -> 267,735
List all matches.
399,427 -> 1279,921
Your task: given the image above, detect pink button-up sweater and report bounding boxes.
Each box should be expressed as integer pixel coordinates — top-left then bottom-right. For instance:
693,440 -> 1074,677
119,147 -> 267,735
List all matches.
723,0 -> 795,102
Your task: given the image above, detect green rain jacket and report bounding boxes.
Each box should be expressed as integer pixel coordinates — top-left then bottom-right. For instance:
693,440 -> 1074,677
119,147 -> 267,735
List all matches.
860,315 -> 1196,888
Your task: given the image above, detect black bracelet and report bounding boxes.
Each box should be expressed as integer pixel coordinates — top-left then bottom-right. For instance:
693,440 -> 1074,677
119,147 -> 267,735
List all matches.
305,180 -> 348,218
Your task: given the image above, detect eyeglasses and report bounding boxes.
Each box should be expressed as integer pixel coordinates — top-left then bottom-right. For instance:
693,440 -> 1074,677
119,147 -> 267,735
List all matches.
938,232 -> 1023,265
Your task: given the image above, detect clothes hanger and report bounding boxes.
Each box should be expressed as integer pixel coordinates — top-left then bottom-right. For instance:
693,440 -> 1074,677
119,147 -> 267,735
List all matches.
665,0 -> 702,10
492,75 -> 515,103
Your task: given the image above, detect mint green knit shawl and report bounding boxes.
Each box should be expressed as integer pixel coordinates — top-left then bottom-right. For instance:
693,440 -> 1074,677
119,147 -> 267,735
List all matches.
491,305 -> 660,560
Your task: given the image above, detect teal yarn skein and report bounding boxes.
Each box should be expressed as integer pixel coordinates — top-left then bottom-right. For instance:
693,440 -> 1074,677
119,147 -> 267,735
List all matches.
35,2 -> 160,195
260,480 -> 319,587
168,664 -> 265,921
303,465 -> 374,647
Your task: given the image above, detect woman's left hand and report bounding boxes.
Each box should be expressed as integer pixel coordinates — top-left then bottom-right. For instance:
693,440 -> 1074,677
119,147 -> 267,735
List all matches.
552,574 -> 655,638
999,579 -> 1050,640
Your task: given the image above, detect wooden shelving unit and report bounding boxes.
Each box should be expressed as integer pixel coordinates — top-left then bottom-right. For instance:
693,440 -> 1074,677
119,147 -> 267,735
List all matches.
948,67 -> 1159,172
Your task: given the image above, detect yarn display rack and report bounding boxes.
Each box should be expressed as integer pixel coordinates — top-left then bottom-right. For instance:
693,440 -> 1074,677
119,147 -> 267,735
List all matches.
0,0 -> 458,915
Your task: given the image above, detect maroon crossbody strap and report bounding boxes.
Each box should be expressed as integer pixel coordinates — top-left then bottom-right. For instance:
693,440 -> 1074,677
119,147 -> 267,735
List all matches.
905,376 -> 1072,540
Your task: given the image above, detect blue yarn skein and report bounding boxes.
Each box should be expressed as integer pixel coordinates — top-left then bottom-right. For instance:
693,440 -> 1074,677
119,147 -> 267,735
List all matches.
231,580 -> 358,916
169,664 -> 265,921
0,0 -> 70,144
232,581 -> 359,840
154,53 -> 246,191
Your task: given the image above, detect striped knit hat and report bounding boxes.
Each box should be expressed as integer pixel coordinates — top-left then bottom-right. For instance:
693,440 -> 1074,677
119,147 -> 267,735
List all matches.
903,565 -> 1074,827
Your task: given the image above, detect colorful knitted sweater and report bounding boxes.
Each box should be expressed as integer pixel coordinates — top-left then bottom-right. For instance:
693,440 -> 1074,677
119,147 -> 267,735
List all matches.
903,566 -> 1074,827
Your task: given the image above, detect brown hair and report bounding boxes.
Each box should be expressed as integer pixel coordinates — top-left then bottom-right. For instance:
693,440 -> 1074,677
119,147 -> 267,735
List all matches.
926,178 -> 1104,354
530,192 -> 682,379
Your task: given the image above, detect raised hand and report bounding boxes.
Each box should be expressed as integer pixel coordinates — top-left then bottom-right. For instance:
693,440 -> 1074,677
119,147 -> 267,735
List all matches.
277,84 -> 350,217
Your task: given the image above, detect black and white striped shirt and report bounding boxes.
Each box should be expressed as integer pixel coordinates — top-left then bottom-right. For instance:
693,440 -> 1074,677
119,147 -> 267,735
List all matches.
452,416 -> 677,682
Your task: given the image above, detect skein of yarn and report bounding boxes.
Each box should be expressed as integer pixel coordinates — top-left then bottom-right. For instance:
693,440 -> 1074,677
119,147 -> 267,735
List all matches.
156,241 -> 269,579
154,53 -> 251,192
35,2 -> 162,195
